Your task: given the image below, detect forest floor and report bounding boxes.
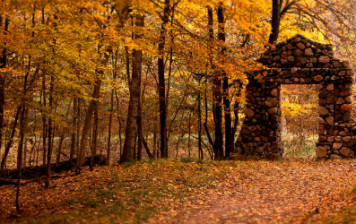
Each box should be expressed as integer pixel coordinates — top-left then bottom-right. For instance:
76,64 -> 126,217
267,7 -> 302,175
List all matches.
0,159 -> 355,224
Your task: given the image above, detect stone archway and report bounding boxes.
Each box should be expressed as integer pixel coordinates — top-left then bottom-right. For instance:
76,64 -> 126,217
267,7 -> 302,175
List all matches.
235,35 -> 356,159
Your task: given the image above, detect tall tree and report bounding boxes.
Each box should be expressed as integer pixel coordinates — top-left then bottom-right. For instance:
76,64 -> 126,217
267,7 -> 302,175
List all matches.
217,2 -> 233,158
76,69 -> 104,170
208,6 -> 223,160
158,0 -> 170,158
45,74 -> 54,188
120,15 -> 144,163
0,16 -> 9,157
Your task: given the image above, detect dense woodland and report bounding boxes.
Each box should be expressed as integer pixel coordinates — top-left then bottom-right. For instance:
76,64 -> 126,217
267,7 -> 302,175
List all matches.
0,0 -> 356,221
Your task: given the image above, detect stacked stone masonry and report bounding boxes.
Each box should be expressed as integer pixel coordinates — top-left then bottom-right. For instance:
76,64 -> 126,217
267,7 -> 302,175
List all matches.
235,35 -> 356,159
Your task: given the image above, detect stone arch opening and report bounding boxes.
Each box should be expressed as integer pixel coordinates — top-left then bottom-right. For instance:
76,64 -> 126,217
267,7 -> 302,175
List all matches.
235,35 -> 356,159
280,84 -> 319,157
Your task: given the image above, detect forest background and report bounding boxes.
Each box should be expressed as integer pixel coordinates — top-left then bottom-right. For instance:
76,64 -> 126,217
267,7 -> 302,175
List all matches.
0,0 -> 355,172
1,0 -> 356,223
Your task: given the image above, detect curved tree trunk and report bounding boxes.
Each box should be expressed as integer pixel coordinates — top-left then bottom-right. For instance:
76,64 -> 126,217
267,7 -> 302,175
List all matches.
76,46 -> 109,171
1,106 -> 20,170
120,15 -> 144,163
76,77 -> 102,171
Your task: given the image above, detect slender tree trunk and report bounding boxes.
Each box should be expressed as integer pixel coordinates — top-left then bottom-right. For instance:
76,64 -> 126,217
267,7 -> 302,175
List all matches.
56,133 -> 65,164
1,107 -> 20,170
0,16 -> 9,157
232,83 -> 242,142
204,76 -> 214,152
217,3 -> 233,158
188,112 -> 191,158
107,89 -> 113,164
29,114 -> 37,165
197,84 -> 203,160
41,8 -> 47,167
16,105 -> 26,211
70,97 -> 77,162
45,75 -> 54,188
76,77 -> 102,171
76,45 -> 110,171
204,8 -> 215,157
136,97 -> 143,161
165,5 -> 176,153
29,119 -> 37,167
153,131 -> 157,158
106,51 -> 117,164
208,6 -> 223,160
76,98 -> 80,157
41,73 -> 47,167
158,0 -> 170,158
90,100 -> 98,171
16,61 -> 30,211
115,91 -> 123,156
176,110 -> 185,158
23,135 -> 27,168
56,100 -> 72,163
120,15 -> 144,163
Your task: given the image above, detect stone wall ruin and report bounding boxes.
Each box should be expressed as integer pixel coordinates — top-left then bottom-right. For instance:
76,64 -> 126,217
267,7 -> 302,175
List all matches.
236,35 -> 356,159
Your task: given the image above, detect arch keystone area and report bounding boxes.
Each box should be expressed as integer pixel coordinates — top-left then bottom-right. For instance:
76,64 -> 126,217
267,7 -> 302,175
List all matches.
235,35 -> 356,159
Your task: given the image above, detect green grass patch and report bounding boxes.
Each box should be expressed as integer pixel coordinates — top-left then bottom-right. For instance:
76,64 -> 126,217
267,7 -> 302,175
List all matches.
349,185 -> 356,195
134,206 -> 156,224
325,185 -> 356,224
14,160 -> 245,224
327,206 -> 356,224
96,189 -> 116,200
282,133 -> 317,158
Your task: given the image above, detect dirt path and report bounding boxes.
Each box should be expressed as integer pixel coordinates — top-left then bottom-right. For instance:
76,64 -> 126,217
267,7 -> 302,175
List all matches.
0,160 -> 355,224
150,161 -> 356,224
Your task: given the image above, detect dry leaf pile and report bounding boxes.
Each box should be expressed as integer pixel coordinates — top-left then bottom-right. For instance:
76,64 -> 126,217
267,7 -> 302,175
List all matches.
0,159 -> 355,224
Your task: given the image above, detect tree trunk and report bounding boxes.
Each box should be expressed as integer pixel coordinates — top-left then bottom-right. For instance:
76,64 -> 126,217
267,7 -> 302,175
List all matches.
1,106 -> 20,170
188,112 -> 191,158
120,15 -> 144,163
107,89 -> 113,165
176,110 -> 185,158
153,131 -> 157,158
56,100 -> 72,163
16,61 -> 30,211
90,99 -> 98,171
158,0 -> 170,158
115,90 -> 123,157
16,105 -> 26,211
136,97 -> 143,161
23,134 -> 27,168
70,97 -> 77,162
208,6 -> 223,160
76,77 -> 102,171
45,75 -> 54,188
197,83 -> 203,160
76,97 -> 80,157
76,45 -> 110,171
269,0 -> 281,44
41,73 -> 47,167
204,71 -> 214,154
218,3 -> 233,158
0,16 -> 9,158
